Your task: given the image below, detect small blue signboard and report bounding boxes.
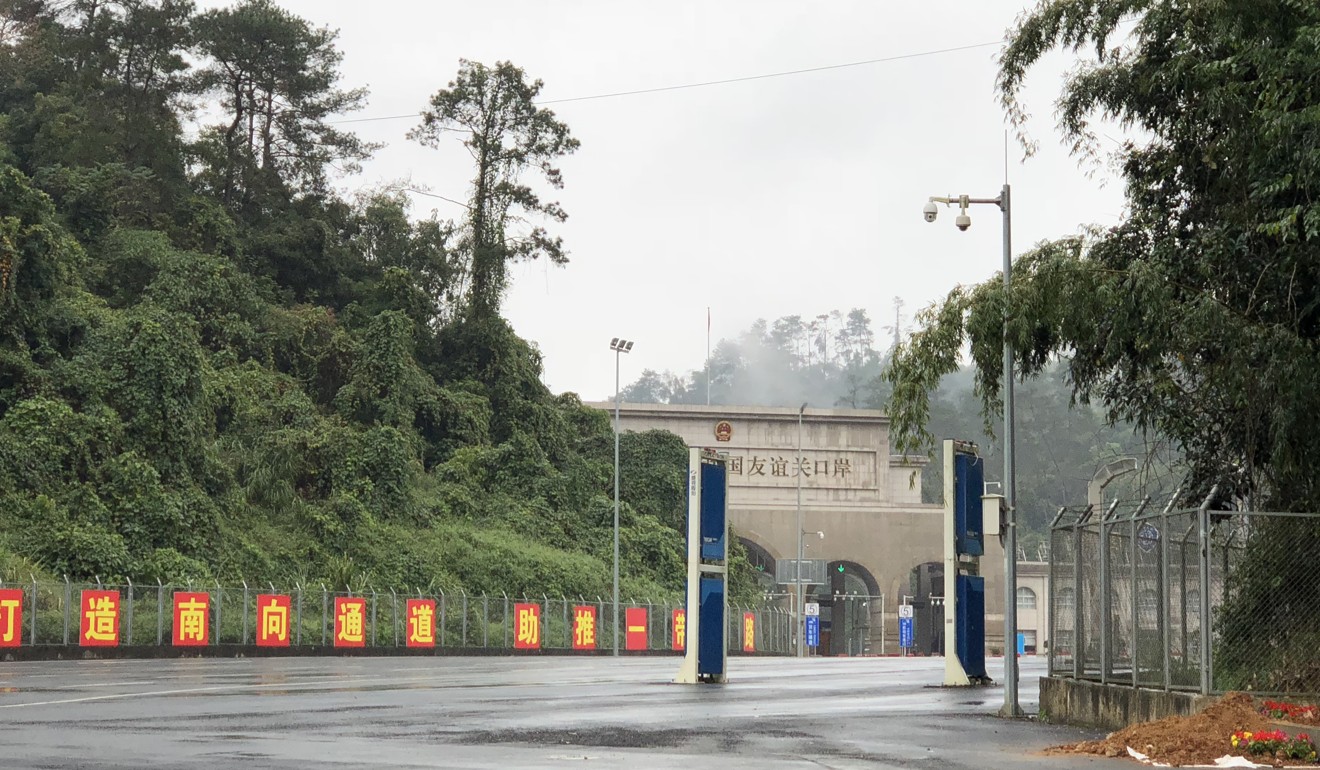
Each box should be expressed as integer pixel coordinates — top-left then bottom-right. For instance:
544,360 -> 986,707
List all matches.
899,617 -> 914,649
805,616 -> 820,647
1137,522 -> 1161,553
1017,632 -> 1026,656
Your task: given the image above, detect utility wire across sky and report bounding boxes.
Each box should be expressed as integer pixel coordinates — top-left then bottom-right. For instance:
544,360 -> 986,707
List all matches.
332,40 -> 1002,125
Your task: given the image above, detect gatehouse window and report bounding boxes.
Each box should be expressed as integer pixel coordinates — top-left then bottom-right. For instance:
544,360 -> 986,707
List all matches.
1016,587 -> 1037,610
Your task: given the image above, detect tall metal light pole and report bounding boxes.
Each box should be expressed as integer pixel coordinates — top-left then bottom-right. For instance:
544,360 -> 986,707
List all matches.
923,184 -> 1021,716
609,337 -> 634,657
795,402 -> 807,657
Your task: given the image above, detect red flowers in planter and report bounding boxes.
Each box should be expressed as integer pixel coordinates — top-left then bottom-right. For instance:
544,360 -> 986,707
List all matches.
1262,700 -> 1320,723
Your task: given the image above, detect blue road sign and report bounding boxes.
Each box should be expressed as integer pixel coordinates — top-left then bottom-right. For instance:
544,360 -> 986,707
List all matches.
805,616 -> 820,647
899,617 -> 914,649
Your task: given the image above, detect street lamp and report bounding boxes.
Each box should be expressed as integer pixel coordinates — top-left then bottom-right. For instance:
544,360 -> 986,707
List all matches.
923,184 -> 1022,717
795,402 -> 808,657
609,337 -> 634,657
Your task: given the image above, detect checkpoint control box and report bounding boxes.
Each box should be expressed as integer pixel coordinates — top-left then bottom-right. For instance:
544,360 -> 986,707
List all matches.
675,448 -> 729,684
943,439 -> 990,686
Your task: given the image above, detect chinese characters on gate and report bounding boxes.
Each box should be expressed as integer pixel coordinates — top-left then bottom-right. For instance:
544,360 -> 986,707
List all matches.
725,455 -> 853,480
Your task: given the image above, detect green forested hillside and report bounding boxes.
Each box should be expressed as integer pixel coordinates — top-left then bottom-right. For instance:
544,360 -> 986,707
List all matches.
0,0 -> 749,600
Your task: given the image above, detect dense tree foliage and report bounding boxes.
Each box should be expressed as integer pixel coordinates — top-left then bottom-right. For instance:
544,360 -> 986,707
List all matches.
409,60 -> 578,322
0,0 -> 716,602
886,0 -> 1320,686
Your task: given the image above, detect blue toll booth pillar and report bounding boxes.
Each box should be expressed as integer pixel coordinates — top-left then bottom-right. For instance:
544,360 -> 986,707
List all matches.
943,439 -> 992,685
675,448 -> 729,684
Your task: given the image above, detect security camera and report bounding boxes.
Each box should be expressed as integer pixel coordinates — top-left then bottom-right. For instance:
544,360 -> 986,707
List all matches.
922,201 -> 939,223
955,212 -> 971,231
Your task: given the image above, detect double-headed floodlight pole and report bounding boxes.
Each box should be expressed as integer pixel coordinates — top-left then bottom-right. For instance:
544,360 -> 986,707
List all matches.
923,184 -> 1021,717
609,337 -> 634,657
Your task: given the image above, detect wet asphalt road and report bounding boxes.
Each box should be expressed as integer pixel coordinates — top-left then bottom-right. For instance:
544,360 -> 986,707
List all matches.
0,655 -> 1130,769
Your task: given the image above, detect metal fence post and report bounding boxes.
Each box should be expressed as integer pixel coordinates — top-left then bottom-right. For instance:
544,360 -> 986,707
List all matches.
391,589 -> 398,647
501,592 -> 508,649
1098,498 -> 1118,684
1047,508 -> 1064,676
1198,487 -> 1217,694
460,590 -> 468,646
438,588 -> 446,648
562,595 -> 569,649
242,580 -> 249,645
29,575 -> 37,645
125,578 -> 134,646
1072,507 -> 1087,679
371,588 -> 379,647
156,579 -> 165,646
1130,503 -> 1140,687
214,580 -> 223,646
482,593 -> 489,648
295,582 -> 303,647
1161,496 -> 1172,690
62,575 -> 70,645
321,584 -> 328,647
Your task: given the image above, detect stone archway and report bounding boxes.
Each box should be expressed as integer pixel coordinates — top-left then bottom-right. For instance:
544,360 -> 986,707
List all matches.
820,560 -> 882,655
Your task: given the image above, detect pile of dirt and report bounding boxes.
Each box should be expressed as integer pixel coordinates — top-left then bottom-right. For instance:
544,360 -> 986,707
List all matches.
1050,692 -> 1279,767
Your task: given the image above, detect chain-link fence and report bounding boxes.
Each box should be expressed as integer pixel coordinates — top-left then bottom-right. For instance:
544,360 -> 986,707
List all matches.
0,578 -> 794,656
1048,492 -> 1320,696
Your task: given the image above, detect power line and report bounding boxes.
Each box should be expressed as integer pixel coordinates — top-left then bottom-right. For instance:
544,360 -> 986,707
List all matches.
404,188 -> 471,209
332,39 -> 1001,125
538,40 -> 1000,105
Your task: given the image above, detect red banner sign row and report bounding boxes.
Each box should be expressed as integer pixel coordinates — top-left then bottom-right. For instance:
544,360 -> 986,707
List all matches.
81,590 -> 119,647
0,588 -> 22,648
334,597 -> 366,648
407,599 -> 436,648
4,592 -> 737,653
172,592 -> 210,646
625,607 -> 647,651
572,605 -> 596,650
514,603 -> 541,650
258,594 -> 291,647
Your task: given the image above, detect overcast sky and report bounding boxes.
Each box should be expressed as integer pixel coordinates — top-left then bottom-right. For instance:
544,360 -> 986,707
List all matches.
198,0 -> 1128,401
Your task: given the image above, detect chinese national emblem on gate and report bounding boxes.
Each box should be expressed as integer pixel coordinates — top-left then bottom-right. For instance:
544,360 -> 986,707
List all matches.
714,421 -> 733,442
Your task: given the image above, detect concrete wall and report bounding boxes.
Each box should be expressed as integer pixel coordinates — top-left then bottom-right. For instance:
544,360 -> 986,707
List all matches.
1038,677 -> 1217,731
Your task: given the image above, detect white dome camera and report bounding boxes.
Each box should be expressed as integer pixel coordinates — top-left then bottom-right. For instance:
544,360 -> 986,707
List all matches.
922,201 -> 939,223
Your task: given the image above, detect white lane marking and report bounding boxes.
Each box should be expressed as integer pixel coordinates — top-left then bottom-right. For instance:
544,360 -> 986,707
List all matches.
0,671 -> 640,710
0,671 -> 538,709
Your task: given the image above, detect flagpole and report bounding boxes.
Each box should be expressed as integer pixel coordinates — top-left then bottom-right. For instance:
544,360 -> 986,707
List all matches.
706,307 -> 711,405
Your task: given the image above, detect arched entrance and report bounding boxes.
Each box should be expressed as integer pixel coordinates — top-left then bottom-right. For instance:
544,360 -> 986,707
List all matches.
820,560 -> 881,656
738,537 -> 777,593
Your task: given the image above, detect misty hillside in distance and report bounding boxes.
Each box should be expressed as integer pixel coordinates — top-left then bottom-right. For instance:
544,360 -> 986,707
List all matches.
618,307 -> 1180,548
